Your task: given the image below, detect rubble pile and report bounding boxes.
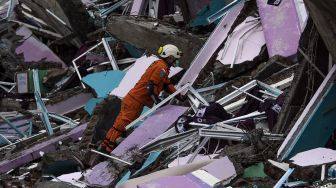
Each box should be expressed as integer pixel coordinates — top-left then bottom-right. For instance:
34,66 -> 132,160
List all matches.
0,0 -> 335,187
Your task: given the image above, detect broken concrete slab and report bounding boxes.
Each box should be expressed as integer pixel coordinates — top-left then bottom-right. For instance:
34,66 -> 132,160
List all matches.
256,0 -> 301,58
106,16 -> 204,68
18,0 -> 93,46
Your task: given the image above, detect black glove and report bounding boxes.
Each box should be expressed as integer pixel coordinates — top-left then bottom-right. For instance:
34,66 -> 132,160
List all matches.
150,95 -> 161,105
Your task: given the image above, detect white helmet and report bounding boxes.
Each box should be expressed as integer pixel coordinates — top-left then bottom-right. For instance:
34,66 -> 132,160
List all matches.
158,44 -> 182,59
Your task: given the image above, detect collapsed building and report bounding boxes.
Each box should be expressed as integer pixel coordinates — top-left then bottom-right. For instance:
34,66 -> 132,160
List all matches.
0,0 -> 335,187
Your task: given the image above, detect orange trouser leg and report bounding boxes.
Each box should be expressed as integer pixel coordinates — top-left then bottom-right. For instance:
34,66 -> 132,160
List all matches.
102,95 -> 143,153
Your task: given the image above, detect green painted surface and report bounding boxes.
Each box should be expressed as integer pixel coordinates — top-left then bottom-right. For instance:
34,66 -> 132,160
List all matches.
243,162 -> 268,178
286,83 -> 336,159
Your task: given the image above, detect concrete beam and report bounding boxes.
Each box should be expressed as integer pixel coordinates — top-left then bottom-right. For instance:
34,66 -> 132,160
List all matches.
106,16 -> 205,68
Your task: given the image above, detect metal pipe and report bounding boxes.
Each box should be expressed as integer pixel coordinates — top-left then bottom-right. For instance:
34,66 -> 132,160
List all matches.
187,137 -> 210,163
188,85 -> 209,106
273,168 -> 295,188
90,149 -> 132,165
217,80 -> 257,105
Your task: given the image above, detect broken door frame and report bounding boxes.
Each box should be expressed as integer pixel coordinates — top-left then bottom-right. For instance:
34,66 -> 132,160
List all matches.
72,38 -> 119,88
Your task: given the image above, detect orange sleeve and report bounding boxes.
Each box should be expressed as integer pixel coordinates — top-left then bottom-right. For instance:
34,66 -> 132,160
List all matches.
149,64 -> 165,84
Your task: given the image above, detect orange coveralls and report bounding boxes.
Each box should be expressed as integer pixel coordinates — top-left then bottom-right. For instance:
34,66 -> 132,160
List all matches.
101,59 -> 177,153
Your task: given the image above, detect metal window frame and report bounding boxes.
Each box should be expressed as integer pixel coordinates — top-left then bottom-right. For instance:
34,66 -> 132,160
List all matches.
0,124 -> 64,152
0,115 -> 26,138
72,38 -> 119,88
216,80 -> 283,106
0,81 -> 16,93
140,129 -> 198,153
33,69 -> 53,135
199,128 -> 284,141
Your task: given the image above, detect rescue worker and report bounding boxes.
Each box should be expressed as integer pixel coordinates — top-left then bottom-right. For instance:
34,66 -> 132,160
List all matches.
101,44 -> 183,153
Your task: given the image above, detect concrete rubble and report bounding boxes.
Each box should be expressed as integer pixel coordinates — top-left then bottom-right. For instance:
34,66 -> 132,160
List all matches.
0,0 -> 335,187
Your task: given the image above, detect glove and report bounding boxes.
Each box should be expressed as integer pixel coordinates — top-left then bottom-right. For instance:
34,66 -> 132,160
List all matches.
150,95 -> 161,105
